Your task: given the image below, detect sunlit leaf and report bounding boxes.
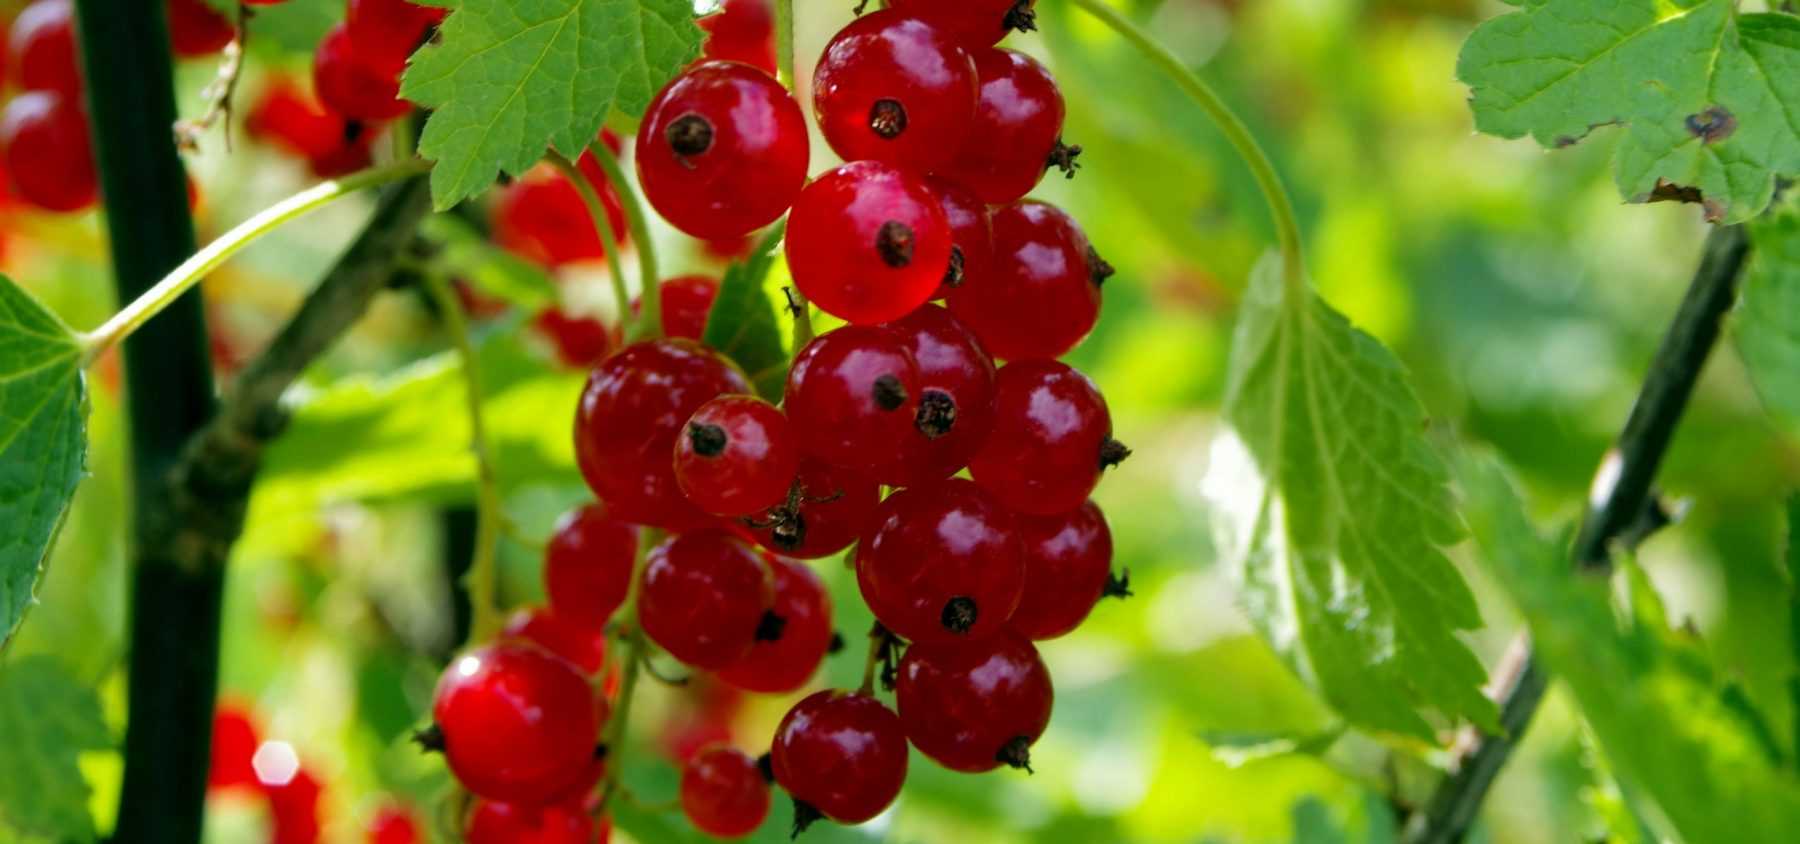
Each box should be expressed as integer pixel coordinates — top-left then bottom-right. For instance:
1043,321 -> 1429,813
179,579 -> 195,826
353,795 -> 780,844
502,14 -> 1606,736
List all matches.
0,656 -> 110,839
1736,206 -> 1800,431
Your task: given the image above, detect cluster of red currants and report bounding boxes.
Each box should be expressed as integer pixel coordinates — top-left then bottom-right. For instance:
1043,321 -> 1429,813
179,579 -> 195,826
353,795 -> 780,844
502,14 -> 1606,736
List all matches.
0,0 -> 104,212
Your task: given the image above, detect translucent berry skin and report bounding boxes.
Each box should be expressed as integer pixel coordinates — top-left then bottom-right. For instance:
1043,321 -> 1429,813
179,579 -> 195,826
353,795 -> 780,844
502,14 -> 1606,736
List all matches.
533,309 -> 613,369
742,458 -> 880,559
718,556 -> 833,692
641,274 -> 720,340
936,48 -> 1065,204
699,0 -> 775,75
925,178 -> 992,300
167,0 -> 235,58
947,200 -> 1102,361
502,608 -> 608,675
786,161 -> 952,326
313,24 -> 410,121
493,162 -> 627,268
867,304 -> 996,488
543,503 -> 638,628
812,10 -> 976,173
574,339 -> 751,530
9,0 -> 80,97
636,61 -> 808,240
1009,500 -> 1113,640
783,325 -> 922,470
856,478 -> 1024,644
466,801 -> 596,844
245,79 -> 373,178
896,631 -> 1053,772
890,0 -> 1029,49
638,531 -> 773,670
969,360 -> 1121,516
680,745 -> 771,838
432,643 -> 599,803
771,691 -> 908,824
367,804 -> 422,844
346,0 -> 444,65
675,395 -> 799,517
0,91 -> 96,212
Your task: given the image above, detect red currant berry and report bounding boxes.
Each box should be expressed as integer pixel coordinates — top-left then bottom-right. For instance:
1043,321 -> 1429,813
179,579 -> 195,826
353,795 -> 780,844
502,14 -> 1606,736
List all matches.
367,804 -> 421,844
741,458 -> 879,559
575,339 -> 751,530
896,630 -> 1052,772
0,90 -> 96,212
533,308 -> 614,368
924,177 -> 992,299
638,531 -> 774,670
867,304 -> 996,488
699,0 -> 775,75
812,10 -> 976,173
635,274 -> 719,340
493,163 -> 626,268
208,704 -> 261,791
783,325 -> 922,469
466,800 -> 595,844
266,768 -> 323,844
1009,500 -> 1115,640
771,691 -> 908,828
346,0 -> 444,65
244,0 -> 291,6
718,556 -> 833,693
890,0 -> 1035,49
636,61 -> 808,240
544,503 -> 638,628
9,0 -> 80,97
936,48 -> 1073,204
856,477 -> 1024,644
946,200 -> 1106,360
313,23 -> 410,121
675,395 -> 799,517
167,0 -> 235,58
502,608 -> 608,675
970,361 -> 1128,516
786,161 -> 951,325
245,78 -> 374,178
432,643 -> 599,803
680,745 -> 771,838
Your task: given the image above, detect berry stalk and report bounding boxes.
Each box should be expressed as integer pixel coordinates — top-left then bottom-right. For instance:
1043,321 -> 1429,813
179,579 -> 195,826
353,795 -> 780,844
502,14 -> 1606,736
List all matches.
598,528 -> 664,812
773,0 -> 796,88
547,150 -> 633,323
584,140 -> 664,342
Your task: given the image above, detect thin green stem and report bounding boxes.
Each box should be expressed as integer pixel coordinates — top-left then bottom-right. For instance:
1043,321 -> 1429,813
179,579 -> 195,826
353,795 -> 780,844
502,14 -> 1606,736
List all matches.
774,0 -> 796,88
80,158 -> 432,366
585,141 -> 662,341
547,151 -> 633,321
1064,0 -> 1303,293
599,528 -> 662,811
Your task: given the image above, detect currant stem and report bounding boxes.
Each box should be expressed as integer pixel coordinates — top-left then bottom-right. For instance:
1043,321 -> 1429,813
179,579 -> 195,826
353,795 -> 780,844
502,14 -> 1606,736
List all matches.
585,141 -> 663,342
1064,0 -> 1304,294
79,158 -> 433,367
598,528 -> 663,812
547,150 -> 633,323
774,0 -> 797,88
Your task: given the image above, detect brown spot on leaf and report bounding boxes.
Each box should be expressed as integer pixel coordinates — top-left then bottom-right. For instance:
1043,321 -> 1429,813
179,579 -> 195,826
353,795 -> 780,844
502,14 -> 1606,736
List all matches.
1641,179 -> 1726,222
1684,106 -> 1736,144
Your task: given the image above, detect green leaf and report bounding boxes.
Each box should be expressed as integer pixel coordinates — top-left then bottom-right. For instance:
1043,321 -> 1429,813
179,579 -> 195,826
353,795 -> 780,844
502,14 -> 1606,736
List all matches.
0,656 -> 110,839
0,277 -> 86,649
1737,206 -> 1800,430
1203,256 -> 1497,739
702,224 -> 790,400
1786,493 -> 1800,767
424,215 -> 559,311
1198,725 -> 1346,768
1458,1 -> 1800,223
402,0 -> 704,209
1457,453 -> 1800,843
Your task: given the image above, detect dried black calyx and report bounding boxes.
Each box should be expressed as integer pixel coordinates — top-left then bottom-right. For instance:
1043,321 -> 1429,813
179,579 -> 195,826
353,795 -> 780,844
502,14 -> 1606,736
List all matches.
755,610 -> 789,642
915,390 -> 956,439
875,220 -> 915,268
666,113 -> 714,158
411,724 -> 446,753
791,799 -> 825,839
872,374 -> 908,411
1004,0 -> 1038,33
996,736 -> 1035,773
344,119 -> 368,146
869,98 -> 907,139
757,752 -> 776,783
594,743 -> 610,761
1046,139 -> 1082,178
940,596 -> 978,634
1098,438 -> 1132,469
688,421 -> 728,457
942,245 -> 966,288
827,631 -> 847,654
1086,245 -> 1114,286
1103,569 -> 1133,599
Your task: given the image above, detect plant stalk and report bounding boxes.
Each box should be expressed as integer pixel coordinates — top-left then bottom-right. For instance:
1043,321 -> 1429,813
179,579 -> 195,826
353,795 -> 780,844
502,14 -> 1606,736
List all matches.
547,151 -> 633,322
585,141 -> 663,341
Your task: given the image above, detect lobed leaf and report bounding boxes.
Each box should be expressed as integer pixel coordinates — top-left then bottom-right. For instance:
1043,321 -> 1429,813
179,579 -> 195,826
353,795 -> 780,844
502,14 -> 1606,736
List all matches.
1736,205 -> 1800,432
701,225 -> 790,401
0,656 -> 110,839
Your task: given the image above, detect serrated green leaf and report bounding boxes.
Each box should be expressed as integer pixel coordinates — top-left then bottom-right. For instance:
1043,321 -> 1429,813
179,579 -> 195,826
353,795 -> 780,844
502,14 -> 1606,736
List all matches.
1203,255 -> 1497,739
0,656 -> 110,839
402,0 -> 704,209
701,225 -> 790,400
1458,1 -> 1799,223
0,277 -> 86,649
1737,207 -> 1800,430
1457,453 -> 1800,843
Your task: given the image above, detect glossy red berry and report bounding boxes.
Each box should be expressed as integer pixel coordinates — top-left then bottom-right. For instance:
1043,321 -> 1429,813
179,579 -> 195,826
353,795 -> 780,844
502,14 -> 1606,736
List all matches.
266,768 -> 324,844
675,395 -> 799,517
947,200 -> 1106,361
313,23 -> 410,121
1009,500 -> 1115,640
9,0 -> 80,97
432,643 -> 599,803
0,91 -> 96,212
167,0 -> 235,58
867,304 -> 996,488
890,0 -> 1034,48
502,608 -> 608,675
856,478 -> 1024,644
786,161 -> 951,325
245,78 -> 374,178
533,309 -> 613,369
636,61 -> 808,240
366,804 -> 421,844
812,10 -> 976,173
936,48 -> 1072,204
718,556 -> 833,693
575,339 -> 751,530
637,274 -> 720,340
970,361 -> 1128,516
680,745 -> 771,838
771,691 -> 908,827
896,630 -> 1052,772
924,178 -> 992,299
208,705 -> 261,791
493,162 -> 627,268
466,800 -> 596,844
544,502 -> 638,628
346,0 -> 444,65
741,458 -> 879,559
784,325 -> 922,469
638,531 -> 774,670
699,0 -> 775,75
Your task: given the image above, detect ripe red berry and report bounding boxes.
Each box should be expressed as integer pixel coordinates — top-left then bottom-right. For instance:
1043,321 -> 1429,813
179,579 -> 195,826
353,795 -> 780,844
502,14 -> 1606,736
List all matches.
699,0 -> 775,75
638,531 -> 774,670
783,325 -> 922,469
167,0 -> 235,58
867,304 -> 996,488
493,163 -> 627,269
208,705 -> 261,791
0,90 -> 96,212
366,804 -> 421,844
346,0 -> 444,65
947,200 -> 1106,361
718,556 -> 833,693
680,745 -> 771,838
741,458 -> 879,559
533,309 -> 614,368
466,800 -> 596,844
636,274 -> 720,340
924,178 -> 992,299
890,0 -> 1035,49
786,161 -> 951,325
771,691 -> 908,827
9,0 -> 80,97
636,61 -> 808,240
543,503 -> 638,629
502,608 -> 608,675
432,643 -> 599,803
675,395 -> 799,517
970,361 -> 1128,516
812,10 -> 976,173
856,477 -> 1024,644
575,339 -> 751,530
245,78 -> 374,178
1009,500 -> 1115,639
266,767 -> 323,844
896,630 -> 1052,772
313,23 -> 410,121
935,48 -> 1072,205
